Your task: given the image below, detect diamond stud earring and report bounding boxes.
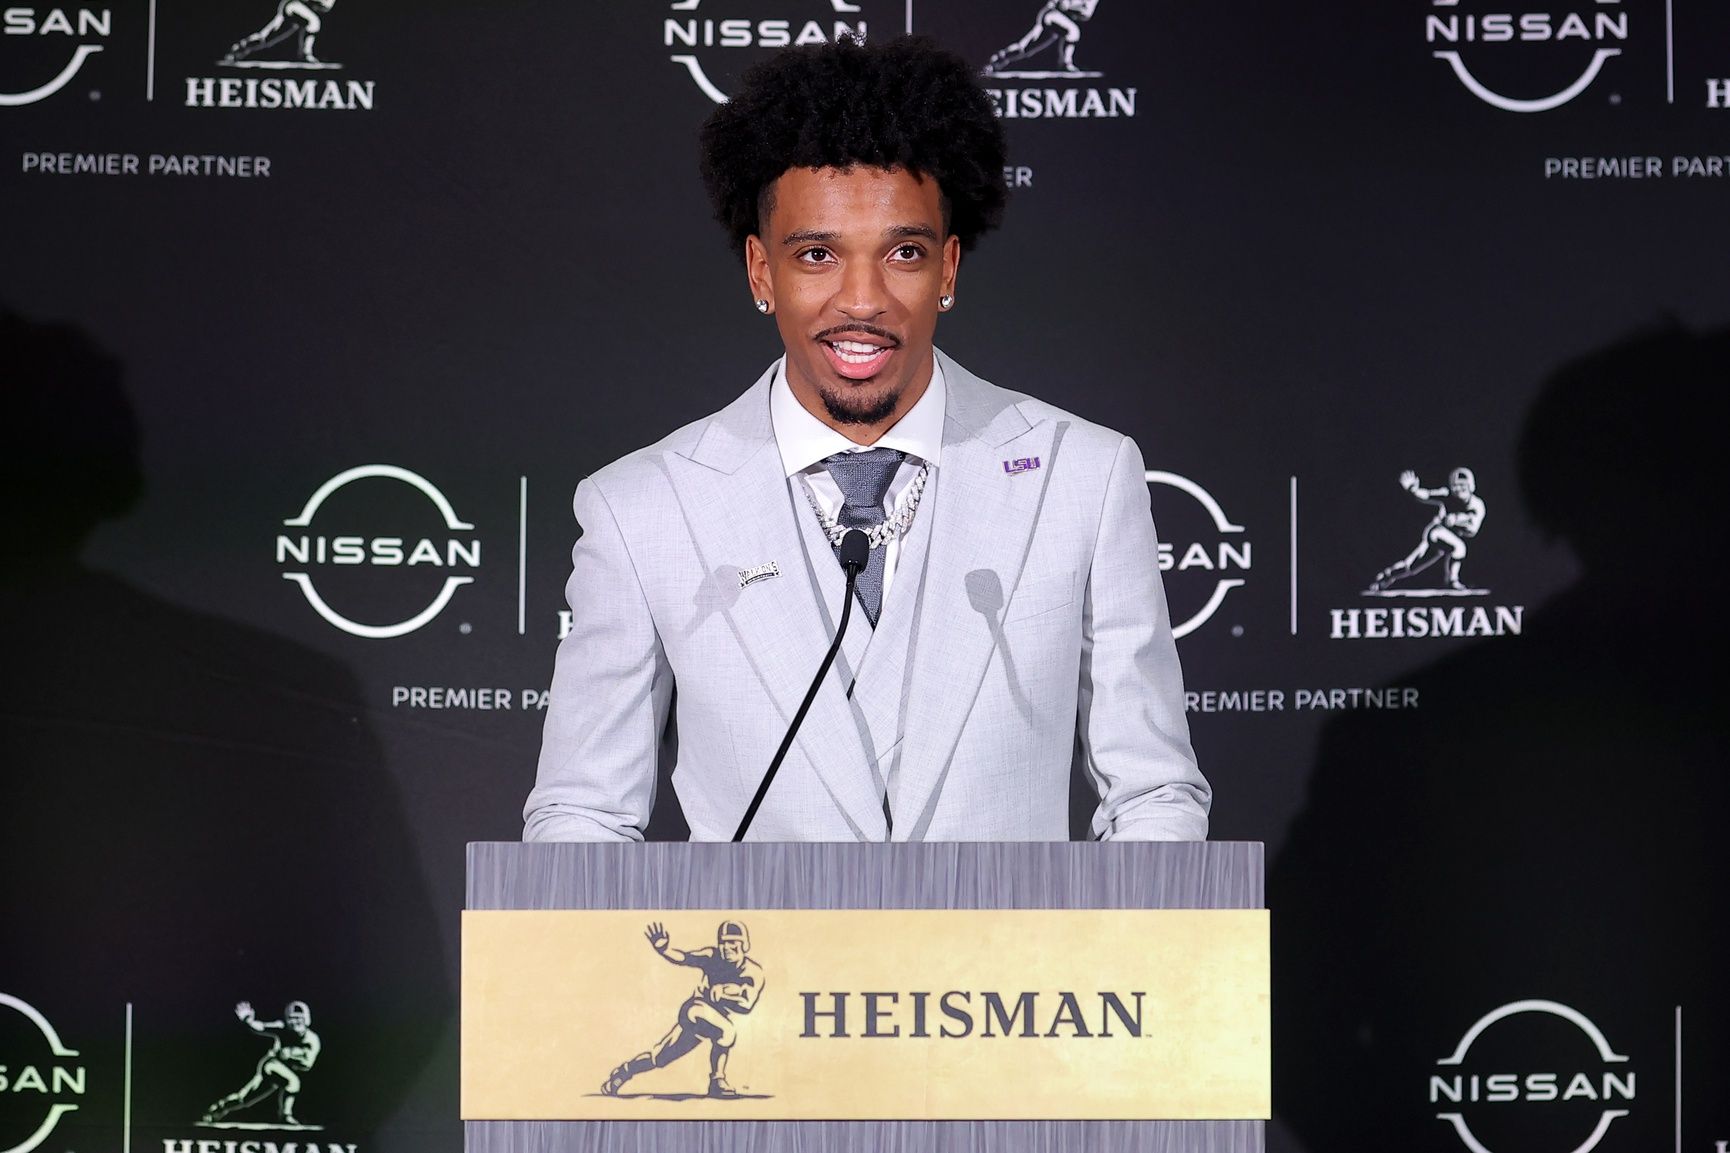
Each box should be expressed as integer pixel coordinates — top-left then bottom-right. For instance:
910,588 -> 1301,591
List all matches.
939,295 -> 955,311
755,299 -> 770,314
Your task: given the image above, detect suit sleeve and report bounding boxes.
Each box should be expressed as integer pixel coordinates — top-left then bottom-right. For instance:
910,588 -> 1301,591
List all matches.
1075,436 -> 1212,840
523,477 -> 673,842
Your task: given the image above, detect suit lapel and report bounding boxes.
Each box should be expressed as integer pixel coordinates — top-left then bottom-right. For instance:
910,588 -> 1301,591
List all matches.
671,364 -> 885,840
894,353 -> 1065,840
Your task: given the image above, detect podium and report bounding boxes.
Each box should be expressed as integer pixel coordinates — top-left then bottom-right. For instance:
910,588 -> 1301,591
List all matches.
463,841 -> 1267,1152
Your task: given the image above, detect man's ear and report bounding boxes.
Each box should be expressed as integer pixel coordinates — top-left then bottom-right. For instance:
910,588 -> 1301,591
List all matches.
941,233 -> 961,300
745,235 -> 773,314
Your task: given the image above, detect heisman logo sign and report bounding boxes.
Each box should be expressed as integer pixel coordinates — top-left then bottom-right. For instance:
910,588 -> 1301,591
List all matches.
199,1000 -> 323,1130
183,0 -> 377,110
1331,465 -> 1524,640
601,921 -> 767,1101
983,0 -> 1102,79
977,0 -> 1139,120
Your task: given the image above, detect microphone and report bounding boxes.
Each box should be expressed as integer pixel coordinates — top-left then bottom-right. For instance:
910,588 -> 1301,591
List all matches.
733,528 -> 870,841
837,526 -> 870,572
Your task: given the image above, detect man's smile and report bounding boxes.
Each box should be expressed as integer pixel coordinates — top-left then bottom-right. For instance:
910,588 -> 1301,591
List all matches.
820,338 -> 896,379
816,323 -> 902,381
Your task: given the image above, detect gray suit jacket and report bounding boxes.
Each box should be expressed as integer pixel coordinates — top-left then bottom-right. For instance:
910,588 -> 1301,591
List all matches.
524,351 -> 1209,842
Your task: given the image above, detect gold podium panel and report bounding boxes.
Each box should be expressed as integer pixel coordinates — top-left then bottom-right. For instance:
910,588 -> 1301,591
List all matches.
463,908 -> 1268,1121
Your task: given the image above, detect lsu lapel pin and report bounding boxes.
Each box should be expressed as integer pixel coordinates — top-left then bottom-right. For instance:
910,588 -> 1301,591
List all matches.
1003,457 -> 1041,475
738,561 -> 781,589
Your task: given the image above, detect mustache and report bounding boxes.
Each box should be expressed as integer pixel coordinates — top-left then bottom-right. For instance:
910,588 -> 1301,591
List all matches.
814,323 -> 902,346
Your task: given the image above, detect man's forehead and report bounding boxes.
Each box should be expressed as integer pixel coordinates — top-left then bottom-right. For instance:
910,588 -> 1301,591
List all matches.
766,165 -> 943,223
778,163 -> 930,185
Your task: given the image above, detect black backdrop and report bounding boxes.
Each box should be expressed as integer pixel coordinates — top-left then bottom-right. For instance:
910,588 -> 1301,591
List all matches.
3,2 -> 1728,1151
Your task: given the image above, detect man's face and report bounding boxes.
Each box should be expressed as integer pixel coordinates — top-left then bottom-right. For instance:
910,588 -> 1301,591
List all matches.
745,165 -> 960,437
719,939 -> 745,965
286,1006 -> 310,1032
1450,474 -> 1474,499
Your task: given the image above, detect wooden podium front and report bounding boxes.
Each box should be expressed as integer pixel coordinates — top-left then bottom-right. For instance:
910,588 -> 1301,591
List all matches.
463,841 -> 1267,1152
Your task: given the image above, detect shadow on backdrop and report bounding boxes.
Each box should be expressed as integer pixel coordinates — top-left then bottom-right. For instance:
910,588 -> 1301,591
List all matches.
1270,322 -> 1730,1151
0,308 -> 450,1149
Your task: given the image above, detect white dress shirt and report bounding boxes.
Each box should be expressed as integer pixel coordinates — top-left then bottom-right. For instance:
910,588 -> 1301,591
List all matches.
769,356 -> 946,610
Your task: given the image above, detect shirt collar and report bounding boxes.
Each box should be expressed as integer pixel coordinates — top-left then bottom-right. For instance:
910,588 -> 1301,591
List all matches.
769,354 -> 947,478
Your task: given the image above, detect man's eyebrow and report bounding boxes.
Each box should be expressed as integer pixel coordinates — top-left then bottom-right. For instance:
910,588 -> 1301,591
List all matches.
780,224 -> 941,246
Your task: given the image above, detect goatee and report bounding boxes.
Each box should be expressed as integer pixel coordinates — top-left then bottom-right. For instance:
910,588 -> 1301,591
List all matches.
819,383 -> 901,426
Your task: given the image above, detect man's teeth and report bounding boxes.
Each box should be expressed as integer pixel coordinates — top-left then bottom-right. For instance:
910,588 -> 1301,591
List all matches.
828,340 -> 891,363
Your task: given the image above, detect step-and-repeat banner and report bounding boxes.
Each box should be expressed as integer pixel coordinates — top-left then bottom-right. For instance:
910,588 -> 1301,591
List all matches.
3,3 -> 1727,1151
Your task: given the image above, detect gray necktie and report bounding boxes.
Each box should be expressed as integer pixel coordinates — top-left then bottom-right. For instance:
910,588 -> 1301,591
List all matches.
822,448 -> 906,628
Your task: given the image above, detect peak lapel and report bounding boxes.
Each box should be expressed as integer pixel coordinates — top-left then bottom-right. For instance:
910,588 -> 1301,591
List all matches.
895,356 -> 1066,839
672,366 -> 885,840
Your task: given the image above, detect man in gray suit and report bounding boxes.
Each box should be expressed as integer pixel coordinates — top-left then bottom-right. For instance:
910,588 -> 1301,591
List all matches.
525,37 -> 1208,843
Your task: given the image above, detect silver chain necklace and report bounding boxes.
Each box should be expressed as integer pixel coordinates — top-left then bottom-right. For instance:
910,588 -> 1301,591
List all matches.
802,461 -> 930,549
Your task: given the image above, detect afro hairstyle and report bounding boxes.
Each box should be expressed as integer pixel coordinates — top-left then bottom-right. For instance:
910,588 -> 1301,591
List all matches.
698,36 -> 1009,262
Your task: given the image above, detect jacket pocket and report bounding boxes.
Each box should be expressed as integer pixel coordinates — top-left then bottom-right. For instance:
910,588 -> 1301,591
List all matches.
1003,571 -> 1075,624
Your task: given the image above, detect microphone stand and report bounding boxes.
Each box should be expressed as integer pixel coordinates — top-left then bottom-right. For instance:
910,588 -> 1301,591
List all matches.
732,529 -> 870,842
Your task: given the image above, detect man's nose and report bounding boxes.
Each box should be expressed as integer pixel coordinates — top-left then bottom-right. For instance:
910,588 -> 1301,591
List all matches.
834,259 -> 888,318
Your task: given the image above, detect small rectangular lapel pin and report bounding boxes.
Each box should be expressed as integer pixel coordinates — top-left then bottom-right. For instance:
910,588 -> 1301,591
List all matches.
738,561 -> 781,589
1003,456 -> 1041,475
